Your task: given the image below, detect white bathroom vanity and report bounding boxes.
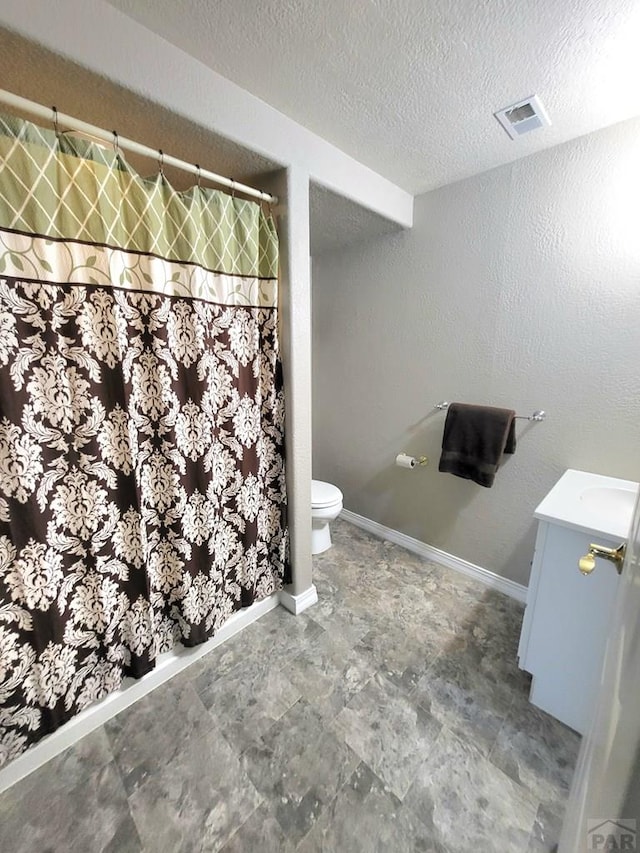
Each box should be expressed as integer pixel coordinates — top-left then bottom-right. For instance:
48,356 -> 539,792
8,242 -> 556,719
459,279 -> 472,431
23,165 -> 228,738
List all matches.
517,469 -> 639,734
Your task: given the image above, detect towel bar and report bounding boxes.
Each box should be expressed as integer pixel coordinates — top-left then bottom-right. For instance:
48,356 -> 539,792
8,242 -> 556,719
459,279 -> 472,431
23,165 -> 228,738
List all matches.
434,401 -> 546,422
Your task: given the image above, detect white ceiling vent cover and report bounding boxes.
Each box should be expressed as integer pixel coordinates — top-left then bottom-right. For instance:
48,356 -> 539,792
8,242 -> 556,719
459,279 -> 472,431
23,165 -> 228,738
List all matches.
494,95 -> 551,140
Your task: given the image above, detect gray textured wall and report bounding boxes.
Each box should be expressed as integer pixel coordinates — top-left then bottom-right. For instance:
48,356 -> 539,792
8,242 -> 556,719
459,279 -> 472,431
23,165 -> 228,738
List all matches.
312,118 -> 640,586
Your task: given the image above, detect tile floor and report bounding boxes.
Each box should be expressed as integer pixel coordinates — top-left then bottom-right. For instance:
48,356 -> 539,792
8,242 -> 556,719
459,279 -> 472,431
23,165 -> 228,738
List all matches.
0,519 -> 581,852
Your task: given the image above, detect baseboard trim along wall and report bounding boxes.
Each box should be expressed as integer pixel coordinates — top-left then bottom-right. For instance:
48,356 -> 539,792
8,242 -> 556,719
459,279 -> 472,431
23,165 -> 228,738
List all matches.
279,584 -> 319,615
0,593 -> 280,795
341,509 -> 528,604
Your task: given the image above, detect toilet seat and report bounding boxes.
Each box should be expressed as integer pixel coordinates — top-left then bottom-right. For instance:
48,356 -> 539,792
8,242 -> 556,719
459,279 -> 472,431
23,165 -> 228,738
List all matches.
312,479 -> 343,509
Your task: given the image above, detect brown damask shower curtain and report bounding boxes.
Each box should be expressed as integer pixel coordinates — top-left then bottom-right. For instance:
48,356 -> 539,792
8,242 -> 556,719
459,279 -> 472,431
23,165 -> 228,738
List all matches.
0,114 -> 289,765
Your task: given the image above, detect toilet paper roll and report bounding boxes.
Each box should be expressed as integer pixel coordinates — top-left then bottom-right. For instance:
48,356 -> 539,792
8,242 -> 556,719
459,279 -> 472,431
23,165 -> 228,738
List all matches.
395,453 -> 417,469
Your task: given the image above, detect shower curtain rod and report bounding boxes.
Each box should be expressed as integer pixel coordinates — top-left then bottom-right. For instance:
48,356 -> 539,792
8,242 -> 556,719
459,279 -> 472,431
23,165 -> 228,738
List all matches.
0,88 -> 278,205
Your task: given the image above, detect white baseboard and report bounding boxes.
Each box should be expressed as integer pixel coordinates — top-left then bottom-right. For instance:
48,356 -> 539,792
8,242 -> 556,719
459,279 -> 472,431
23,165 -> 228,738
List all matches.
0,593 -> 279,795
279,584 -> 318,615
340,509 -> 527,604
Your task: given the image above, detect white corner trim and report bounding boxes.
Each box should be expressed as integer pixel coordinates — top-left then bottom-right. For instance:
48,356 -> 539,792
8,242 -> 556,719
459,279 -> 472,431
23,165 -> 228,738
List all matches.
279,584 -> 319,615
340,509 -> 528,604
0,593 -> 279,795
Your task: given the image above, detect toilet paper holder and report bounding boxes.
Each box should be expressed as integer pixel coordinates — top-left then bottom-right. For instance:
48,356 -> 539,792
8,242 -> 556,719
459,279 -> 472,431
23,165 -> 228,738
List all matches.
396,452 -> 429,469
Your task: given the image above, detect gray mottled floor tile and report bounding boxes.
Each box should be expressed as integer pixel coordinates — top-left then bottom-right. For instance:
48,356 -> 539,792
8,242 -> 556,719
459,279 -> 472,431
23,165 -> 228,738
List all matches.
343,557 -> 405,600
127,719 -> 261,852
0,726 -> 114,801
338,586 -> 401,628
420,559 -> 490,603
321,518 -> 381,561
527,803 -> 564,852
297,762 -> 448,853
378,540 -> 441,586
489,697 -> 580,806
0,759 -> 140,853
391,582 -> 476,636
245,698 -> 327,790
411,646 -> 515,756
195,654 -> 301,752
466,601 -> 525,647
107,675 -> 263,849
330,672 -> 442,800
105,680 -> 215,795
307,591 -> 372,646
221,803 -> 295,852
456,595 -> 531,693
177,620 -> 267,686
405,726 -> 538,853
313,525 -> 397,608
242,699 -> 359,843
354,621 -> 449,693
249,606 -> 325,657
275,728 -> 359,822
312,571 -> 345,608
286,630 -> 376,721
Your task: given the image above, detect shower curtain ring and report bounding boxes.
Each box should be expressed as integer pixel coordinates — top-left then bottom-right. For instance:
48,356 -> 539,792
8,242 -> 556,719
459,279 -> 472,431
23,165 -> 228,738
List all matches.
112,130 -> 120,157
52,106 -> 59,137
230,179 -> 236,199
158,149 -> 164,175
195,164 -> 201,188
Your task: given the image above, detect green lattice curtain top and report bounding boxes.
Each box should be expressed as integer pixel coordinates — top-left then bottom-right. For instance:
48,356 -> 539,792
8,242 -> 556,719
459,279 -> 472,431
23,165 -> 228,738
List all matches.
0,112 -> 278,279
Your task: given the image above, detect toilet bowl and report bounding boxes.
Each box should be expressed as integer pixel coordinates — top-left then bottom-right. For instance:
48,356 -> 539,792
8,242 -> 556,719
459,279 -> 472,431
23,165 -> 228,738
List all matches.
311,479 -> 343,555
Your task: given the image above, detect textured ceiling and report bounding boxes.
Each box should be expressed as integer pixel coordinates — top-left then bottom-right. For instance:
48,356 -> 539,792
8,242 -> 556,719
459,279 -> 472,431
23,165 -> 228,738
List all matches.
105,0 -> 640,193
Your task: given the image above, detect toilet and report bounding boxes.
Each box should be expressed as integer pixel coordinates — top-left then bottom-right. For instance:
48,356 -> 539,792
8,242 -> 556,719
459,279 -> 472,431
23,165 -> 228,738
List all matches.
311,479 -> 343,554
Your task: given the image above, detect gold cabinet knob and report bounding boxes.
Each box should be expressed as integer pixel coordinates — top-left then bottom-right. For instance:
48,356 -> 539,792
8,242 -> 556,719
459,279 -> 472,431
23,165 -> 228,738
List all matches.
578,553 -> 597,575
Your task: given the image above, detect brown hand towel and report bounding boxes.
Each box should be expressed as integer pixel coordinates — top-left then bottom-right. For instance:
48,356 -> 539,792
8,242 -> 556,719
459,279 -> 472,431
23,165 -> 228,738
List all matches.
438,403 -> 516,488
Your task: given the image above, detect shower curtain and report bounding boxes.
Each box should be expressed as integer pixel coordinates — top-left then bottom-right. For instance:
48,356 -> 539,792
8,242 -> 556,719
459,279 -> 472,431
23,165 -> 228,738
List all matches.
0,114 -> 289,766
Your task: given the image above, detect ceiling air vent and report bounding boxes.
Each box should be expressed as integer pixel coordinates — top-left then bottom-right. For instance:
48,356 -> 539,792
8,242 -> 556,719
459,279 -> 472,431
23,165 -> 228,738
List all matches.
494,95 -> 551,140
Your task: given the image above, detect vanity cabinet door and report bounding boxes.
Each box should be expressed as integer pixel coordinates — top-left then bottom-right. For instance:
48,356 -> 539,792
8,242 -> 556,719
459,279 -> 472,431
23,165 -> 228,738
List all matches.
517,522 -> 548,663
518,523 -> 620,734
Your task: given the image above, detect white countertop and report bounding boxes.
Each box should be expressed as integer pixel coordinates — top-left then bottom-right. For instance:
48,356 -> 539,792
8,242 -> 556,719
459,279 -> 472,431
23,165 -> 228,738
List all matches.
535,469 -> 639,540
